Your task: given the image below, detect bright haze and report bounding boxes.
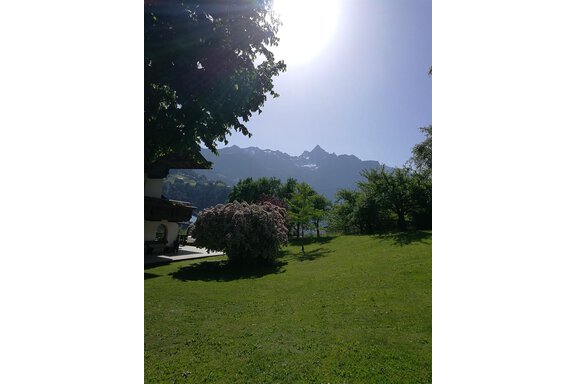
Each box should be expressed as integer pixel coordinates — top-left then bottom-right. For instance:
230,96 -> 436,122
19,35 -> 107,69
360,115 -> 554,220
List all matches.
219,0 -> 431,168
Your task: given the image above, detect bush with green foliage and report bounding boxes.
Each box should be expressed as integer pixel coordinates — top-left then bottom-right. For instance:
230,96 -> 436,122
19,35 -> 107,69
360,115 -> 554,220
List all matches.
192,201 -> 288,265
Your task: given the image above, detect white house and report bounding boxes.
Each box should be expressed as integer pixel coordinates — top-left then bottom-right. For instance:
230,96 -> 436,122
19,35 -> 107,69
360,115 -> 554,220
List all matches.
144,154 -> 209,254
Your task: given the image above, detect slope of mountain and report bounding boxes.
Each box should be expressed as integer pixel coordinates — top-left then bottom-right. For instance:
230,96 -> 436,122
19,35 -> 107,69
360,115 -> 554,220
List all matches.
193,145 -> 393,201
162,170 -> 232,212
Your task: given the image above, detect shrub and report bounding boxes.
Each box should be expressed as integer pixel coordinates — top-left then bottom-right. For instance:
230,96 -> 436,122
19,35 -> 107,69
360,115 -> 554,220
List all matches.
192,201 -> 288,265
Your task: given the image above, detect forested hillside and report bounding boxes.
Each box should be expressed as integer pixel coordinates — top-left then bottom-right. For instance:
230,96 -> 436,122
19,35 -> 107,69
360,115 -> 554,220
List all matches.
162,170 -> 231,213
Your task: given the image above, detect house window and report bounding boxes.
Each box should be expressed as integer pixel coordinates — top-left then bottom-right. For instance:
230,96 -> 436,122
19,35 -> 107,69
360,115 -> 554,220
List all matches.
155,224 -> 167,242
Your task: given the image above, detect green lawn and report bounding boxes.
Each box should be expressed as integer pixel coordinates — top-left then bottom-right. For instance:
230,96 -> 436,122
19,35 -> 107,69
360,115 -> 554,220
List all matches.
145,232 -> 431,383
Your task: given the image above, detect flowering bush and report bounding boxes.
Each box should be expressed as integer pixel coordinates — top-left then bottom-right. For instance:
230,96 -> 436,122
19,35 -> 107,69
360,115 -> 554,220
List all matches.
256,194 -> 288,209
192,201 -> 288,265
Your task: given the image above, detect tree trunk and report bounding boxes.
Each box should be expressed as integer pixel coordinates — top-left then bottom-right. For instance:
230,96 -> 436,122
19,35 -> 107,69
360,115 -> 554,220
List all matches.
397,211 -> 407,231
316,218 -> 320,238
300,223 -> 305,253
296,223 -> 300,239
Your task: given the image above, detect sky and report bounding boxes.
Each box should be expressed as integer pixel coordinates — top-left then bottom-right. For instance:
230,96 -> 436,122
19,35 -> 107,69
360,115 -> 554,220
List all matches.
219,0 -> 432,168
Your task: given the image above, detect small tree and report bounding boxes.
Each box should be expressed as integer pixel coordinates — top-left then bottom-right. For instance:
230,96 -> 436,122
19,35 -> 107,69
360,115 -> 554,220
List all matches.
288,183 -> 313,237
329,189 -> 360,234
311,194 -> 331,238
407,125 -> 432,228
359,167 -> 416,231
288,182 -> 321,252
408,125 -> 432,179
192,201 -> 288,265
410,172 -> 432,229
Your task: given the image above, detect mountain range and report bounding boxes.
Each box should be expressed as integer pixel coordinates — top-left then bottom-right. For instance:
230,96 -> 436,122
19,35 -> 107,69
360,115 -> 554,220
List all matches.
191,145 -> 393,201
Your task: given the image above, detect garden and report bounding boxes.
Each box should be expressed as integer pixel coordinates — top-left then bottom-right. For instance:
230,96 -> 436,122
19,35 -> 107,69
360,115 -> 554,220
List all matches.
145,232 -> 431,383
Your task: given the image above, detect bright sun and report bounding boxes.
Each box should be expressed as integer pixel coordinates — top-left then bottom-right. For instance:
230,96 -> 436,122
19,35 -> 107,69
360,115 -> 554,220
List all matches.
272,0 -> 342,66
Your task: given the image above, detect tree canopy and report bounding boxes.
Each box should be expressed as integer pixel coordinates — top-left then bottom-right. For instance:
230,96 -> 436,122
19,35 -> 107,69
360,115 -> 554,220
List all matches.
144,0 -> 286,174
408,125 -> 432,178
359,168 -> 417,231
227,176 -> 283,203
287,182 -> 317,238
329,124 -> 432,233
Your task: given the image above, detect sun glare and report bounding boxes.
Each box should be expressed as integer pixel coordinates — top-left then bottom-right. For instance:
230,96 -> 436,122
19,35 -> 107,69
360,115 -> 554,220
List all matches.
273,0 -> 342,66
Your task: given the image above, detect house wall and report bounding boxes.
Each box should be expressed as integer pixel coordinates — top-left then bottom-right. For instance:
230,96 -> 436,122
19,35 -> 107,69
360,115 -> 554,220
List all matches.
145,220 -> 180,245
144,174 -> 183,254
144,176 -> 164,198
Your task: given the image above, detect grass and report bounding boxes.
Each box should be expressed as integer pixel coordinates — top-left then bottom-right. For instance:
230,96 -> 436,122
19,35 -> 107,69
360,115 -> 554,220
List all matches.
145,231 -> 431,383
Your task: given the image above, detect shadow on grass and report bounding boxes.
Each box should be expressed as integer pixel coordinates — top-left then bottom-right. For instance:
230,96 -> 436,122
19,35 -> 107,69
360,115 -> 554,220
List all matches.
169,259 -> 287,282
144,261 -> 171,270
298,247 -> 335,261
291,236 -> 336,246
280,237 -> 336,263
145,272 -> 162,280
374,230 -> 432,246
280,246 -> 335,262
